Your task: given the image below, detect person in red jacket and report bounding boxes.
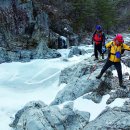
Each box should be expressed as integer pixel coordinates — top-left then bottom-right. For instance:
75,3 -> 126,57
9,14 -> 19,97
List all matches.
92,25 -> 105,60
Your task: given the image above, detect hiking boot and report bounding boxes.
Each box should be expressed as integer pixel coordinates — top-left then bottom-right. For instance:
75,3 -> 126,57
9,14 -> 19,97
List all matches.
96,74 -> 102,79
120,84 -> 126,89
119,81 -> 126,89
102,54 -> 104,59
94,58 -> 98,61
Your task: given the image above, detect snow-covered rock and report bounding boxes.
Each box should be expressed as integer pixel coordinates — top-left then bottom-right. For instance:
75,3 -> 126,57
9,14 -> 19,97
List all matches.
83,100 -> 130,130
51,60 -> 112,105
10,101 -> 90,130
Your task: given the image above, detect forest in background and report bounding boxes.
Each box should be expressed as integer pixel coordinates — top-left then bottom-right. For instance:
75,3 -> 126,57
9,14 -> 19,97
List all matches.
0,0 -> 130,35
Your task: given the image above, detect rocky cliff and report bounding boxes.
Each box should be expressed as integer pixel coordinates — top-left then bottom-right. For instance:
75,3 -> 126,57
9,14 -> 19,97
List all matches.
1,0 -> 130,63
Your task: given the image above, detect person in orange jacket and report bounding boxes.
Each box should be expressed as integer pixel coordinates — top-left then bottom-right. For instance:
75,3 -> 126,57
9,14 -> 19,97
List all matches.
92,25 -> 105,60
96,34 -> 130,88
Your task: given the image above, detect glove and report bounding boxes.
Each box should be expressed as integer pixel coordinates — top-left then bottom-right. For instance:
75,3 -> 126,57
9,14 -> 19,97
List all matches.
102,46 -> 106,53
121,59 -> 125,63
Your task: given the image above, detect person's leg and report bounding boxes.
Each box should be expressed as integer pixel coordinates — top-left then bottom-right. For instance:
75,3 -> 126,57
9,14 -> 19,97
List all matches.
114,62 -> 125,88
102,53 -> 104,59
96,60 -> 112,79
94,44 -> 98,59
97,43 -> 104,59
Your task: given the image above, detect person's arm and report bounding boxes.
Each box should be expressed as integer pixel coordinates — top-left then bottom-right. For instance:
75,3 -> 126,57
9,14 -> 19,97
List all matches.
123,43 -> 130,51
91,36 -> 94,44
105,41 -> 113,48
102,32 -> 105,45
91,31 -> 96,44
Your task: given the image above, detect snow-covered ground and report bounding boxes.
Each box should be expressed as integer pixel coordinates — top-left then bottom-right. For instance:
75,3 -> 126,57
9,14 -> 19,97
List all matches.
0,45 -> 129,130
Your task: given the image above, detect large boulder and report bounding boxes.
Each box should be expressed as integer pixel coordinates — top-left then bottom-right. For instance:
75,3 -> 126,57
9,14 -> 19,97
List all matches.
10,101 -> 90,130
51,60 -> 112,105
83,100 -> 130,130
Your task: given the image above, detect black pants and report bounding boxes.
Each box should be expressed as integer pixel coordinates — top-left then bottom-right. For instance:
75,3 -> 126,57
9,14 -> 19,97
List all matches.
94,43 -> 103,58
100,60 -> 122,82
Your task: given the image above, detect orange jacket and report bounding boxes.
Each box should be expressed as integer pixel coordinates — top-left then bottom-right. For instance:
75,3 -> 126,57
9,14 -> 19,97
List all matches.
92,31 -> 105,45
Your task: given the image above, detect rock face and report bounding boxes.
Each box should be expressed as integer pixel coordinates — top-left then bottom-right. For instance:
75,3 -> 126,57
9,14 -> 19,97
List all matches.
83,100 -> 130,130
68,46 -> 82,58
10,101 -> 90,130
1,0 -> 130,63
0,0 -> 62,63
51,60 -> 112,105
10,56 -> 130,130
